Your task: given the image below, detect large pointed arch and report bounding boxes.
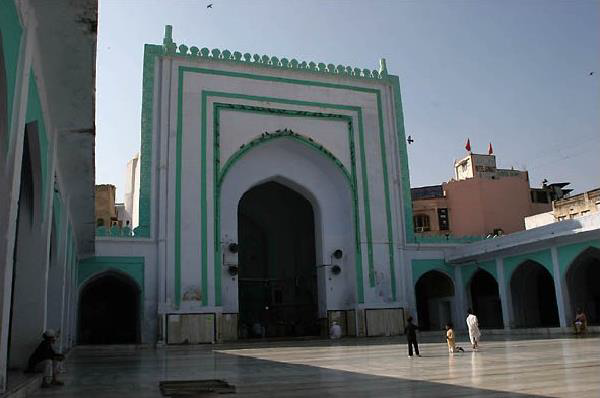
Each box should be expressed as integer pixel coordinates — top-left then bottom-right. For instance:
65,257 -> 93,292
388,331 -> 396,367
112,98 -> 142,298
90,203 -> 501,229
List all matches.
510,260 -> 559,328
218,134 -> 360,321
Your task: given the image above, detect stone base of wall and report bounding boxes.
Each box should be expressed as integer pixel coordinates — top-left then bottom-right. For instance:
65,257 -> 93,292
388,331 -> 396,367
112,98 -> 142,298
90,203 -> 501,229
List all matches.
364,308 -> 405,336
167,314 -> 215,344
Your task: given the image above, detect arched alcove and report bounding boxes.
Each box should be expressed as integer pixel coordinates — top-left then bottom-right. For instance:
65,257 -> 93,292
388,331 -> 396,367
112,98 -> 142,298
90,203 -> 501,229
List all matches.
8,123 -> 46,368
566,247 -> 600,325
510,261 -> 559,328
468,269 -> 503,329
78,271 -> 140,344
415,271 -> 455,330
238,181 -> 318,338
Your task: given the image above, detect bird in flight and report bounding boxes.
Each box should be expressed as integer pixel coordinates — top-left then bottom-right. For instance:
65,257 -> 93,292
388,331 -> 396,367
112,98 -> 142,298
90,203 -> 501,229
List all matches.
590,72 -> 595,76
207,3 -> 213,8
407,135 -> 414,144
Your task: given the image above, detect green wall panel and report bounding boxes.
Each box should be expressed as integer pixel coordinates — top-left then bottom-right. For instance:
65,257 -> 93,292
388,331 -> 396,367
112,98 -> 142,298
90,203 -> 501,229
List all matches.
411,259 -> 454,285
557,239 -> 600,277
0,0 -> 23,149
78,256 -> 145,295
503,249 -> 553,284
461,260 -> 497,286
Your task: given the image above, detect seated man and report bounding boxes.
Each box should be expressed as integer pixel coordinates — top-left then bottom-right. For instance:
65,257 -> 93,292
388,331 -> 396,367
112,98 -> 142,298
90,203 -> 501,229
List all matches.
26,329 -> 65,388
574,308 -> 588,335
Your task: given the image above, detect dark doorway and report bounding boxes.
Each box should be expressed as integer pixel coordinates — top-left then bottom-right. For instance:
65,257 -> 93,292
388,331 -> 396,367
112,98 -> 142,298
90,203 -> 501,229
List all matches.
566,247 -> 600,325
238,181 -> 318,338
78,272 -> 140,344
415,271 -> 454,331
510,261 -> 559,328
469,269 -> 503,329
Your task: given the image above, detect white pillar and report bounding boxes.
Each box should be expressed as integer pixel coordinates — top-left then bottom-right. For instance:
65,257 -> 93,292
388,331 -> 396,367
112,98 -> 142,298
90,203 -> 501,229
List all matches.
496,258 -> 511,329
550,247 -> 567,327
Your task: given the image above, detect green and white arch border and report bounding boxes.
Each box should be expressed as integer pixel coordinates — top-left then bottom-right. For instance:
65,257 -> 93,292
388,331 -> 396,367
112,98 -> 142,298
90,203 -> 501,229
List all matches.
213,107 -> 362,307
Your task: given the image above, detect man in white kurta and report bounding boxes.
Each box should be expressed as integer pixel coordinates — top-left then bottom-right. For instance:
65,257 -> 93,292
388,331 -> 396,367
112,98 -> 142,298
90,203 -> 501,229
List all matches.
466,309 -> 481,350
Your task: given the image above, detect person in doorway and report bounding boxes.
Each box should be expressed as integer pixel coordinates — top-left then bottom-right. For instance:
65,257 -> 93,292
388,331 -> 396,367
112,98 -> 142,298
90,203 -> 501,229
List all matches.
329,321 -> 342,339
26,329 -> 65,388
574,308 -> 588,335
404,316 -> 420,357
466,308 -> 481,350
445,323 -> 464,354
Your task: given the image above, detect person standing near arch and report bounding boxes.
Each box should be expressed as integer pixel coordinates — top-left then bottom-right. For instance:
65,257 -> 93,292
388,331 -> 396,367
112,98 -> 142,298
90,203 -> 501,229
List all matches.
466,308 -> 481,351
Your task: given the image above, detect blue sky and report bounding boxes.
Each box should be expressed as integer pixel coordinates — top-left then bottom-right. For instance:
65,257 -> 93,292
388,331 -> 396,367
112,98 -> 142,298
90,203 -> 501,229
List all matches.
96,0 -> 599,201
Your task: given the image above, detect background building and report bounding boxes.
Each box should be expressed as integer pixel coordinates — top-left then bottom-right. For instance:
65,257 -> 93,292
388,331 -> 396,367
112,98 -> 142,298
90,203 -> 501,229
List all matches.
526,188 -> 600,229
411,153 -> 569,237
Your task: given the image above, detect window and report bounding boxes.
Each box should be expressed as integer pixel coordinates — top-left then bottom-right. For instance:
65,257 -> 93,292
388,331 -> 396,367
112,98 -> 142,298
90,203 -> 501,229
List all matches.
437,208 -> 449,231
580,210 -> 590,216
557,216 -> 566,221
531,190 -> 549,203
413,214 -> 430,233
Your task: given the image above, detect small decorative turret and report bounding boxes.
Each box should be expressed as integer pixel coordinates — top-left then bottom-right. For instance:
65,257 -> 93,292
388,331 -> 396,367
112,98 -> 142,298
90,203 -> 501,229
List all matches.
379,58 -> 388,77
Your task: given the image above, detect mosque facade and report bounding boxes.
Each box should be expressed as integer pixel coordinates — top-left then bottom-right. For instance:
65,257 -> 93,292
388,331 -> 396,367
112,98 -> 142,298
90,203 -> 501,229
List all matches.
91,26 -> 600,345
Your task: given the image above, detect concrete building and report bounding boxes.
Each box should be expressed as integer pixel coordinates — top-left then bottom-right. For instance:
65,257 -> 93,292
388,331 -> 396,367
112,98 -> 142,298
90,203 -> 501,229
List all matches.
411,153 -> 566,238
0,0 -> 96,392
526,188 -> 600,229
95,184 -> 117,228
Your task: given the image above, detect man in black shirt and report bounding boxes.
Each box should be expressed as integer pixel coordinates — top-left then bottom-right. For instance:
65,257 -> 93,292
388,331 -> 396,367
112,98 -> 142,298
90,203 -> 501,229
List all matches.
26,330 -> 65,388
404,316 -> 421,357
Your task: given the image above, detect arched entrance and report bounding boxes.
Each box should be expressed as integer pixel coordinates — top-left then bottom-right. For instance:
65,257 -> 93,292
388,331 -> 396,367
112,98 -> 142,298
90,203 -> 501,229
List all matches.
415,271 -> 455,331
238,181 -> 318,338
566,247 -> 600,325
468,269 -> 503,329
510,261 -> 559,328
219,136 -> 357,333
78,272 -> 140,344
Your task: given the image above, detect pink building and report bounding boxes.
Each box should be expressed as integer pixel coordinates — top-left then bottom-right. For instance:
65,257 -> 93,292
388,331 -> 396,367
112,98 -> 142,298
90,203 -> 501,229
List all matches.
412,153 -> 562,237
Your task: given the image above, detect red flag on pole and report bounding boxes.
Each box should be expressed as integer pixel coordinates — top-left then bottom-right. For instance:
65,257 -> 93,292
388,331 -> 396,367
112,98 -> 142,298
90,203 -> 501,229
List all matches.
488,142 -> 493,155
465,138 -> 471,152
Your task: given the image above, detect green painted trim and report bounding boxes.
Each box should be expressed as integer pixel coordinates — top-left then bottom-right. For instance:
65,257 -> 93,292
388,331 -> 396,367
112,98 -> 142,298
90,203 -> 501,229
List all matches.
411,259 -> 454,286
557,240 -> 600,277
174,67 -> 183,308
25,70 -> 49,217
172,86 -> 378,306
375,94 -> 396,300
136,44 -> 163,237
503,249 -> 553,286
200,93 -> 208,306
389,76 -> 414,244
0,0 -> 23,151
210,102 -> 365,304
162,25 -> 386,81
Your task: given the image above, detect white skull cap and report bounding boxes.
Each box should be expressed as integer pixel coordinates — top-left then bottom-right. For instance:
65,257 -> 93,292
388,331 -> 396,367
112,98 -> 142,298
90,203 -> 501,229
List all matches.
44,329 -> 56,338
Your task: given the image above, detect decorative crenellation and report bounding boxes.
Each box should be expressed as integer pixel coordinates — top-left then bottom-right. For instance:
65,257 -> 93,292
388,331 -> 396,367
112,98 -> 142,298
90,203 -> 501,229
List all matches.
161,25 -> 389,80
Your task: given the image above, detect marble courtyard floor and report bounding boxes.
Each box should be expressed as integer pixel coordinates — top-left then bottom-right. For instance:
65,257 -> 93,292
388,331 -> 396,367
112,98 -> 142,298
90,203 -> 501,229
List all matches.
30,335 -> 599,397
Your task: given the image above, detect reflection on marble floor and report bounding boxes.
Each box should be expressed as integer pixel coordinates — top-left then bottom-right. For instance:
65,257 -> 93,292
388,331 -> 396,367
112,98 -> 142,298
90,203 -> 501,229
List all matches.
30,336 -> 600,397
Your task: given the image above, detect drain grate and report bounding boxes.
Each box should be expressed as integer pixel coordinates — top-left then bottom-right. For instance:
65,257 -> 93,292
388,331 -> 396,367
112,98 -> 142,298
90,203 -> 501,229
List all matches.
159,379 -> 236,396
